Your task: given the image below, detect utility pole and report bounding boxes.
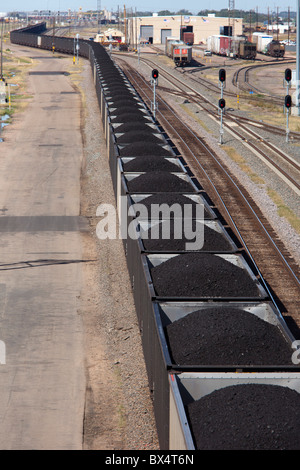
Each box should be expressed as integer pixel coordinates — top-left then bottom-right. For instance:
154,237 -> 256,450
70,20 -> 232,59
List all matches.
124,5 -> 127,44
0,18 -> 4,81
97,0 -> 101,32
52,15 -> 55,54
296,0 -> 300,115
228,0 -> 235,54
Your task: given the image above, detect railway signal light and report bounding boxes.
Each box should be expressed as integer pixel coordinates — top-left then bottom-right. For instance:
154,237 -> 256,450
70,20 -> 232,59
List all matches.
284,94 -> 292,143
285,68 -> 292,82
152,69 -> 159,80
285,95 -> 292,108
219,68 -> 226,82
219,98 -> 226,109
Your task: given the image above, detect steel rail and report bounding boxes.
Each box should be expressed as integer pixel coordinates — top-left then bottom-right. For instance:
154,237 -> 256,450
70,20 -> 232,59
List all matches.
118,58 -> 300,293
116,54 -> 300,192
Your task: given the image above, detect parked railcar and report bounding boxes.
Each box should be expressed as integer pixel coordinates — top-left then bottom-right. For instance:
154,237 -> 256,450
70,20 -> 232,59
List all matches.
237,40 -> 257,60
267,40 -> 285,58
165,38 -> 192,66
172,43 -> 192,66
208,35 -> 256,60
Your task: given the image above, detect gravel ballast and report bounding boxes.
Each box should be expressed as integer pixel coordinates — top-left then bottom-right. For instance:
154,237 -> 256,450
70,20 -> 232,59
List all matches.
186,383 -> 300,450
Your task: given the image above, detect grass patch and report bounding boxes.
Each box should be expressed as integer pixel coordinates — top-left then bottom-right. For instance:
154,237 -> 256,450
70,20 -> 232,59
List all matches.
222,145 -> 265,185
267,187 -> 300,234
1,46 -> 36,118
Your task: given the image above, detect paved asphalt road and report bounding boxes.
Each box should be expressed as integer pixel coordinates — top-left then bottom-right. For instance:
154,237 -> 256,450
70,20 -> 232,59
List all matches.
0,47 -> 89,449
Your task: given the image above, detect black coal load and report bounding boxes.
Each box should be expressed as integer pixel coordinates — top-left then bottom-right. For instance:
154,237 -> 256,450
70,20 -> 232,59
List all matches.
126,171 -> 196,193
103,86 -> 133,95
165,306 -> 294,365
104,86 -> 134,94
110,113 -> 151,124
150,252 -> 261,298
186,383 -> 300,450
123,156 -> 181,172
133,194 -> 212,219
119,143 -> 173,156
107,93 -> 137,102
117,131 -> 163,144
113,122 -> 155,133
108,99 -> 142,108
141,220 -> 233,252
101,78 -> 127,86
100,74 -> 125,82
110,106 -> 147,117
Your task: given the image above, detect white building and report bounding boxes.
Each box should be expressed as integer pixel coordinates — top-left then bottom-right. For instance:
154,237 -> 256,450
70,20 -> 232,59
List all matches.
127,13 -> 243,45
267,23 -> 291,34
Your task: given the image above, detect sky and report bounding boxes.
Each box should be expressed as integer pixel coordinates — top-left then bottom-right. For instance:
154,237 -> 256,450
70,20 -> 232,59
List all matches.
0,0 -> 298,15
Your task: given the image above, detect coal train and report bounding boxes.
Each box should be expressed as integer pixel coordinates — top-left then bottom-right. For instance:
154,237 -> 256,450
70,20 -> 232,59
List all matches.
10,23 -> 300,450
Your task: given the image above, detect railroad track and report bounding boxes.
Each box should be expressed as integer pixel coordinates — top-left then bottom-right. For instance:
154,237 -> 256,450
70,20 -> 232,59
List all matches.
114,51 -> 300,143
232,59 -> 296,104
117,58 -> 300,331
114,52 -> 300,194
135,48 -> 295,108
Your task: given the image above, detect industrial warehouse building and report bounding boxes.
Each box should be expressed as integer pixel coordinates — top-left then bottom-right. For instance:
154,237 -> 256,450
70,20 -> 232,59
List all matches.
127,13 -> 243,45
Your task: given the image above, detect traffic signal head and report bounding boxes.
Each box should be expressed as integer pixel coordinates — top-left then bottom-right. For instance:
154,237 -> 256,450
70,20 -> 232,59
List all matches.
219,98 -> 226,109
219,68 -> 226,82
285,68 -> 292,82
152,69 -> 159,80
285,95 -> 292,108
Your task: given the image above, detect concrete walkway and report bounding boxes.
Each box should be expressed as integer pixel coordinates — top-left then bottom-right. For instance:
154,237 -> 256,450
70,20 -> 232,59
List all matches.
0,46 -> 88,449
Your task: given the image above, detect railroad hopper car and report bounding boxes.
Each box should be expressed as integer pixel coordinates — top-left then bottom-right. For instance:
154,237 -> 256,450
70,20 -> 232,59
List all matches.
165,37 -> 192,66
10,23 -> 300,451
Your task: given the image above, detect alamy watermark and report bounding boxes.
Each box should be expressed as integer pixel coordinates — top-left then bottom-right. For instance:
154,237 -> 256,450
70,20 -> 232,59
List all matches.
292,340 -> 300,365
96,196 -> 205,250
